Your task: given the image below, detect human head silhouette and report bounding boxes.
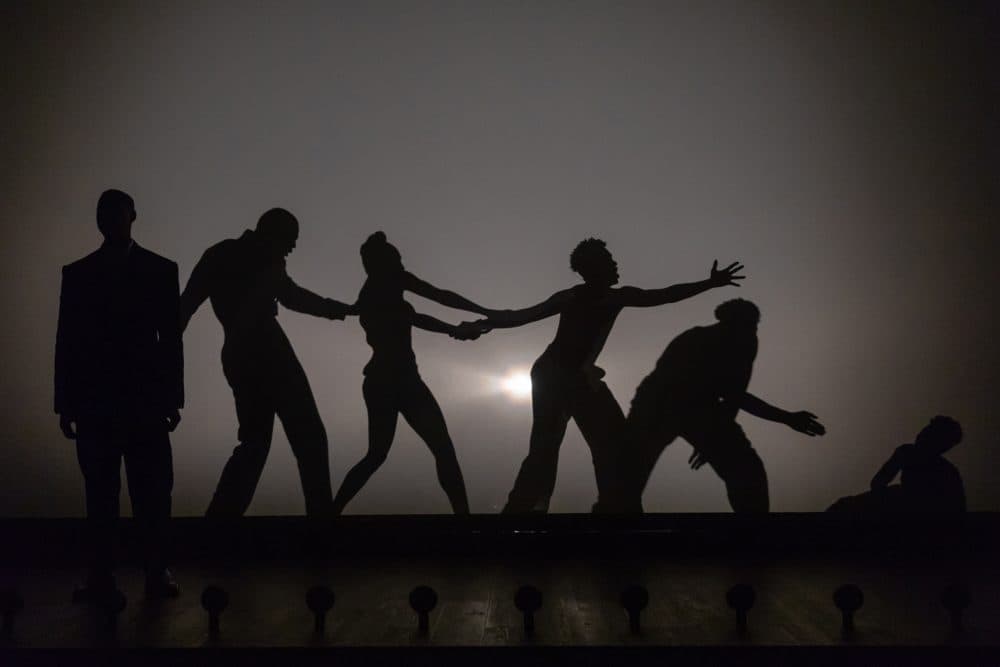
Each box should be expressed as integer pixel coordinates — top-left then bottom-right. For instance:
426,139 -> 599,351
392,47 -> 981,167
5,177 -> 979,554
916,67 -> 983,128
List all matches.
570,238 -> 619,287
96,189 -> 136,245
360,231 -> 404,277
715,299 -> 760,333
915,416 -> 963,455
255,208 -> 299,259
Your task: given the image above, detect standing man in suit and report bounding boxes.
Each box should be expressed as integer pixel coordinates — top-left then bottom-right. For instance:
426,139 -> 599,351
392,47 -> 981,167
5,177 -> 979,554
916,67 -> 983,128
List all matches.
180,208 -> 353,518
55,189 -> 183,600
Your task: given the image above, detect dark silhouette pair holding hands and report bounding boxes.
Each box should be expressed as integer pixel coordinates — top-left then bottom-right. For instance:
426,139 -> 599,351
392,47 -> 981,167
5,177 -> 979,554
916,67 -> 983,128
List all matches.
180,220 -> 491,518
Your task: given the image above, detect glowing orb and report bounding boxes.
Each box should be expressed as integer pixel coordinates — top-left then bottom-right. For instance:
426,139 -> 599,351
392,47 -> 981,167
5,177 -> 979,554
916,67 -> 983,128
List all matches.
501,371 -> 532,400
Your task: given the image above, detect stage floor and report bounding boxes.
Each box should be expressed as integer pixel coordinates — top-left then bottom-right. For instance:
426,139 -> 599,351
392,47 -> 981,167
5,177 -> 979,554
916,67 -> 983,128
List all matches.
1,516 -> 998,663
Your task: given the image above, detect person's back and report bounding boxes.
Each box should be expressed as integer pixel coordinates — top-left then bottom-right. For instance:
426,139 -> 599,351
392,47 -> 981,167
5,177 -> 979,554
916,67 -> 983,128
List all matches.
896,445 -> 967,513
629,323 -> 756,426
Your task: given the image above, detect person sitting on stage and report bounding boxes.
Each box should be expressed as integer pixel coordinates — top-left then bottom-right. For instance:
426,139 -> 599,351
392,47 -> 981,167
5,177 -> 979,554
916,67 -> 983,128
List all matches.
828,416 -> 966,514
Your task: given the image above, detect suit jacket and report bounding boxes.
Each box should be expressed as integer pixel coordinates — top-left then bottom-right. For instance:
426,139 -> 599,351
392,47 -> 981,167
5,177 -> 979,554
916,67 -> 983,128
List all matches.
54,242 -> 183,420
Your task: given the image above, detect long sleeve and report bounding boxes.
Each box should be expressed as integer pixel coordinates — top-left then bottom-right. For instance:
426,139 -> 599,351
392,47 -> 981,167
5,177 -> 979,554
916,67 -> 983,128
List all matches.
161,261 -> 184,410
277,271 -> 351,319
53,265 -> 75,415
179,248 -> 215,332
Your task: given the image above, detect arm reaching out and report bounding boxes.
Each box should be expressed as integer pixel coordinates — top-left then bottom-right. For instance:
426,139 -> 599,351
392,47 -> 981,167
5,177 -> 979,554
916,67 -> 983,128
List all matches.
404,271 -> 494,316
278,275 -> 353,320
740,393 -> 826,436
479,289 -> 573,329
615,260 -> 745,308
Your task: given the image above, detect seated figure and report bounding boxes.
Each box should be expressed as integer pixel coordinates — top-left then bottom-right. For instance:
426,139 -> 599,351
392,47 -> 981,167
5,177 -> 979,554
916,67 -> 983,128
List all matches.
827,416 -> 966,515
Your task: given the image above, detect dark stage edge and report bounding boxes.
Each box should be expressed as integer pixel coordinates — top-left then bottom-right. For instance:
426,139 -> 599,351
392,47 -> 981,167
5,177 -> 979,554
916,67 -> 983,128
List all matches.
2,513 -> 997,561
2,515 -> 998,663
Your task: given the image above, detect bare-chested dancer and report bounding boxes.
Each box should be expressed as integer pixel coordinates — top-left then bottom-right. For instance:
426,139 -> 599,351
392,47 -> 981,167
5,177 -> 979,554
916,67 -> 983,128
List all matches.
473,238 -> 744,513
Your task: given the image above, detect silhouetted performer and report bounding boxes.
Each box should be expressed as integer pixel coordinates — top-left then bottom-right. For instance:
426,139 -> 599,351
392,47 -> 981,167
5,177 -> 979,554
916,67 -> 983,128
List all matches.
180,208 -> 352,517
55,190 -> 182,600
827,416 -> 966,514
331,232 -> 489,515
626,299 -> 825,513
475,238 -> 744,513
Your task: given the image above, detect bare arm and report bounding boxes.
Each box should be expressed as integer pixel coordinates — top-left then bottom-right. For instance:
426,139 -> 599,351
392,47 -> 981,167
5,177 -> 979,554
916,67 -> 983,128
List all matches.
741,392 -> 825,435
870,447 -> 906,489
479,289 -> 573,329
404,271 -> 493,315
409,311 -> 470,337
278,275 -> 352,320
614,261 -> 745,308
690,391 -> 825,471
179,251 -> 214,333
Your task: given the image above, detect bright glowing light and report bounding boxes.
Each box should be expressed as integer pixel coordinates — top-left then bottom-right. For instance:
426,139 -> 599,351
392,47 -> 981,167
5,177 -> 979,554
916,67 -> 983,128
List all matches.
501,370 -> 532,401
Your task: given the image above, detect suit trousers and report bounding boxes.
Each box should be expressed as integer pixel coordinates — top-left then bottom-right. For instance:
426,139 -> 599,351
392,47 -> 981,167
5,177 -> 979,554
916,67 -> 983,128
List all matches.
75,416 -> 173,581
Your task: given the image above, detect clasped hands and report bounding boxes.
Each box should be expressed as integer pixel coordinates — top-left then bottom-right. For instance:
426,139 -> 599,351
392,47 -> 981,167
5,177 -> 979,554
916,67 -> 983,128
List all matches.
451,319 -> 493,341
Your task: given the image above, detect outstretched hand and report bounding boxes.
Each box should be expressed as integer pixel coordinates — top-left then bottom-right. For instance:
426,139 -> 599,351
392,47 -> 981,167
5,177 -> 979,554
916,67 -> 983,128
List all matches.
708,260 -> 745,287
452,320 -> 491,341
786,410 -> 825,436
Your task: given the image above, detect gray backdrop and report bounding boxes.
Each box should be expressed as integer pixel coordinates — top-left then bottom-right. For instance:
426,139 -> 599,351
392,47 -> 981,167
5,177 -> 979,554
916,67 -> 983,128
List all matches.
2,0 -> 996,516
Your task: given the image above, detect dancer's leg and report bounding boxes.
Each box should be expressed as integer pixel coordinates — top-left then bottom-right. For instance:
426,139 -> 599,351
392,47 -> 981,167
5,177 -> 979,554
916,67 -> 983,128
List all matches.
502,362 -> 571,513
276,354 -> 333,517
400,376 -> 469,514
330,376 -> 398,515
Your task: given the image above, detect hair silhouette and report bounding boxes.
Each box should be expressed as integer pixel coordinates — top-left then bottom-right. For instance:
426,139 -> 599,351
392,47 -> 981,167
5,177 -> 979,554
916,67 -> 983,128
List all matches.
179,208 -> 353,518
330,232 -> 491,515
472,241 -> 745,513
828,416 -> 966,515
625,299 -> 824,513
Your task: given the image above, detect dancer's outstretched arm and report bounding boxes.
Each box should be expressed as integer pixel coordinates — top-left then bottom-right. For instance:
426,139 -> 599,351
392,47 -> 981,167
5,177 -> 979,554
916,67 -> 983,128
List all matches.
690,392 -> 825,470
279,275 -> 354,320
741,393 -> 825,436
404,271 -> 494,316
478,289 -> 574,329
614,261 -> 745,308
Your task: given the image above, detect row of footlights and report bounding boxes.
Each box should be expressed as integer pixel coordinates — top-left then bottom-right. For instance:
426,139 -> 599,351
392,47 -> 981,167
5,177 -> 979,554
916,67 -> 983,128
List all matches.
0,583 -> 973,639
